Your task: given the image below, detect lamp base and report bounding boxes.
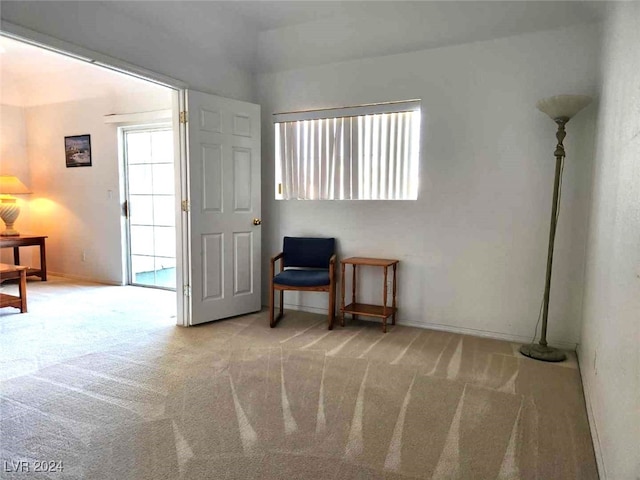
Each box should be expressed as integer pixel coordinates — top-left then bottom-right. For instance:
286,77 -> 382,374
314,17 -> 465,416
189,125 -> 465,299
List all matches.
0,200 -> 21,237
519,343 -> 566,362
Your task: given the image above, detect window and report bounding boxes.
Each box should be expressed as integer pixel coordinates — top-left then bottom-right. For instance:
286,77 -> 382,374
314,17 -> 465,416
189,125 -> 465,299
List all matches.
274,100 -> 421,200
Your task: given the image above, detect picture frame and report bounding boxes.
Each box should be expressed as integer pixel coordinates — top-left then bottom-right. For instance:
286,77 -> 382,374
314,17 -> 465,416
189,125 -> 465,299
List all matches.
64,134 -> 92,167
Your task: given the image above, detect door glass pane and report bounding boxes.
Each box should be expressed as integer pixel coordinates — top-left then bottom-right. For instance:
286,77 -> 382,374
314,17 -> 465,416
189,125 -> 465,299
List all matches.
151,130 -> 173,164
131,255 -> 155,284
152,163 -> 175,194
154,226 -> 176,258
126,132 -> 152,164
153,196 -> 175,227
154,257 -> 176,289
128,165 -> 153,194
129,195 -> 154,226
130,226 -> 154,255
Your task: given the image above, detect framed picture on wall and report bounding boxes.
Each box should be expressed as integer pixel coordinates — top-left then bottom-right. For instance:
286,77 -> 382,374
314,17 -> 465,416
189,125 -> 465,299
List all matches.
64,134 -> 92,167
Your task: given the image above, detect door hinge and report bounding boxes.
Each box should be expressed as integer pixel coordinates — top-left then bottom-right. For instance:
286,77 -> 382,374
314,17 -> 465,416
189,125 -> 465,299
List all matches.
183,285 -> 191,297
181,200 -> 190,212
179,111 -> 188,124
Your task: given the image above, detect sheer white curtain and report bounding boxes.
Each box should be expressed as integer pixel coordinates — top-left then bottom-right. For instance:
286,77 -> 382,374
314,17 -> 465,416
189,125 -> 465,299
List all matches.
275,103 -> 420,200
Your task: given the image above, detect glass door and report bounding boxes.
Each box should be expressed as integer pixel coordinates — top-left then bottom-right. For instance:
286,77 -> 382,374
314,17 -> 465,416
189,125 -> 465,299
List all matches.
123,126 -> 176,290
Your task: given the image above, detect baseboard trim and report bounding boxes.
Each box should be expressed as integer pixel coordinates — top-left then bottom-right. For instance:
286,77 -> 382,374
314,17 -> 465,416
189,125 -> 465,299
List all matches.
275,302 -> 578,350
576,345 -> 606,479
279,303 -> 328,316
395,319 -> 578,350
48,271 -> 123,286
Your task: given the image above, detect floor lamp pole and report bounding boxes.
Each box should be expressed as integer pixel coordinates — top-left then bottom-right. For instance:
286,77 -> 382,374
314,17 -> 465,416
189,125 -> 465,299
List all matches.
520,118 -> 568,362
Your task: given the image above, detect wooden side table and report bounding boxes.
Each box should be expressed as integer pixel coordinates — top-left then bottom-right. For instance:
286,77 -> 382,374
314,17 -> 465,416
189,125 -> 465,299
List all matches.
0,235 -> 47,281
0,263 -> 28,313
340,257 -> 399,333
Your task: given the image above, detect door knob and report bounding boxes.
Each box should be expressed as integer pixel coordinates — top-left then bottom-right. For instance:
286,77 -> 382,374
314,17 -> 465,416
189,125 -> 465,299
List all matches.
253,218 -> 262,226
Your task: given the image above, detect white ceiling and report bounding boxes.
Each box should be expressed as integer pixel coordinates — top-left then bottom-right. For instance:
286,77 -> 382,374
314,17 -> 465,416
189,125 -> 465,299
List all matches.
0,36 -> 168,107
0,1 -> 608,106
102,1 -> 354,33
109,1 -> 607,34
251,1 -> 607,72
100,1 -> 607,73
191,1 -> 353,31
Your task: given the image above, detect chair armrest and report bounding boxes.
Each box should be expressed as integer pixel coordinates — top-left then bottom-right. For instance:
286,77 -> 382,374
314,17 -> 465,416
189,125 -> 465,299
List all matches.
271,252 -> 284,276
329,254 -> 337,265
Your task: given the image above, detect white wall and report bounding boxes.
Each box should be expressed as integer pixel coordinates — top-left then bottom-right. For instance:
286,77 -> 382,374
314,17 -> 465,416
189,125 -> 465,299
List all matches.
578,3 -> 640,479
0,104 -> 31,262
24,90 -> 172,284
0,104 -> 29,191
0,1 -> 255,102
257,24 -> 600,346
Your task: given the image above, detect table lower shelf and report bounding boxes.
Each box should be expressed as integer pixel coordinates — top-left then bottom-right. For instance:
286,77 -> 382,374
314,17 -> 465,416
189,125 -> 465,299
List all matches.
0,292 -> 23,309
341,303 -> 396,319
23,267 -> 44,279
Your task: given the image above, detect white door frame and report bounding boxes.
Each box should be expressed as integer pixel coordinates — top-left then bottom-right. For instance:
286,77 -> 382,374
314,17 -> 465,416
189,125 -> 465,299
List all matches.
177,91 -> 191,326
120,123 -> 176,290
1,21 -> 192,326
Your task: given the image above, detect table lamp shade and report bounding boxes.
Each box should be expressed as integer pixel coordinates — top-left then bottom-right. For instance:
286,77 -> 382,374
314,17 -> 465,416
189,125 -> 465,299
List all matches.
0,175 -> 31,236
0,176 -> 31,195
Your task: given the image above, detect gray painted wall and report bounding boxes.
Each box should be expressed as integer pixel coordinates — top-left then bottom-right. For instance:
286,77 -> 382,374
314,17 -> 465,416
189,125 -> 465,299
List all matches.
257,24 -> 600,347
578,3 -> 640,479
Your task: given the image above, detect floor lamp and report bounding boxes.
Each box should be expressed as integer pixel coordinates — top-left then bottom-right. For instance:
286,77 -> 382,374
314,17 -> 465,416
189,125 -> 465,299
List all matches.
520,94 -> 591,362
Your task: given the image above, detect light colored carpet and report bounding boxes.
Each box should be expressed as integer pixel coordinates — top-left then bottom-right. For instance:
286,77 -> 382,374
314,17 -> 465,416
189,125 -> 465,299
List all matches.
0,276 -> 597,479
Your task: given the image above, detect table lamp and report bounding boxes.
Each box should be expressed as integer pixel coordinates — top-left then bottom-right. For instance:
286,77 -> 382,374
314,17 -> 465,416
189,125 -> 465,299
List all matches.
0,175 -> 32,236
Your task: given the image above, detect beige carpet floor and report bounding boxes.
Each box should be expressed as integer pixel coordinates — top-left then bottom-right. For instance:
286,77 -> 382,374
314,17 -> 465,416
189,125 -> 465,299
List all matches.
0,276 -> 597,479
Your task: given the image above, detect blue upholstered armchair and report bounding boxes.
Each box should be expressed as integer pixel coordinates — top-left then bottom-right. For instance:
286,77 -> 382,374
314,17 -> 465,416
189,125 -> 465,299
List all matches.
269,237 -> 337,329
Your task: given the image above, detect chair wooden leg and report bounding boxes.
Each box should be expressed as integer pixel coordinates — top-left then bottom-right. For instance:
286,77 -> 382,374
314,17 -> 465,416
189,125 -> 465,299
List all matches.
270,285 -> 285,328
327,284 -> 335,330
333,280 -> 337,327
269,281 -> 275,328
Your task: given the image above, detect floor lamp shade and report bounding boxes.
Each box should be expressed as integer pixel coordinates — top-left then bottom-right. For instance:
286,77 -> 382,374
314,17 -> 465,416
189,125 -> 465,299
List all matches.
520,95 -> 592,362
0,175 -> 32,237
536,95 -> 592,121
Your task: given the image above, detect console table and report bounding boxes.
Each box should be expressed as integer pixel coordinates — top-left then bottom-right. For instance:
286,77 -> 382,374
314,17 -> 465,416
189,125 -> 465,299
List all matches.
0,235 -> 47,281
340,257 -> 399,333
0,263 -> 28,313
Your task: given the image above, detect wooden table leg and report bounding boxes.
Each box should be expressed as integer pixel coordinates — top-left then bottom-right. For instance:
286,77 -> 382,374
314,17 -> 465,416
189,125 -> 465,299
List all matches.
18,268 -> 27,313
340,261 -> 346,327
13,246 -> 20,265
352,265 -> 357,322
39,239 -> 47,281
382,266 -> 388,333
392,263 -> 397,325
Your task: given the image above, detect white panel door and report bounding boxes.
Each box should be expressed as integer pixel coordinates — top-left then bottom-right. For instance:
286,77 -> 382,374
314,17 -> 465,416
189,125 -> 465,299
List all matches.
186,90 -> 261,325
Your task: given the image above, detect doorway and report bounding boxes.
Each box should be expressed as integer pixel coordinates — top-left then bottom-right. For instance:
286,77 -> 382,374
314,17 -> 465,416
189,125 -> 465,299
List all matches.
1,26 -> 263,327
0,30 -> 187,324
122,125 -> 176,290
